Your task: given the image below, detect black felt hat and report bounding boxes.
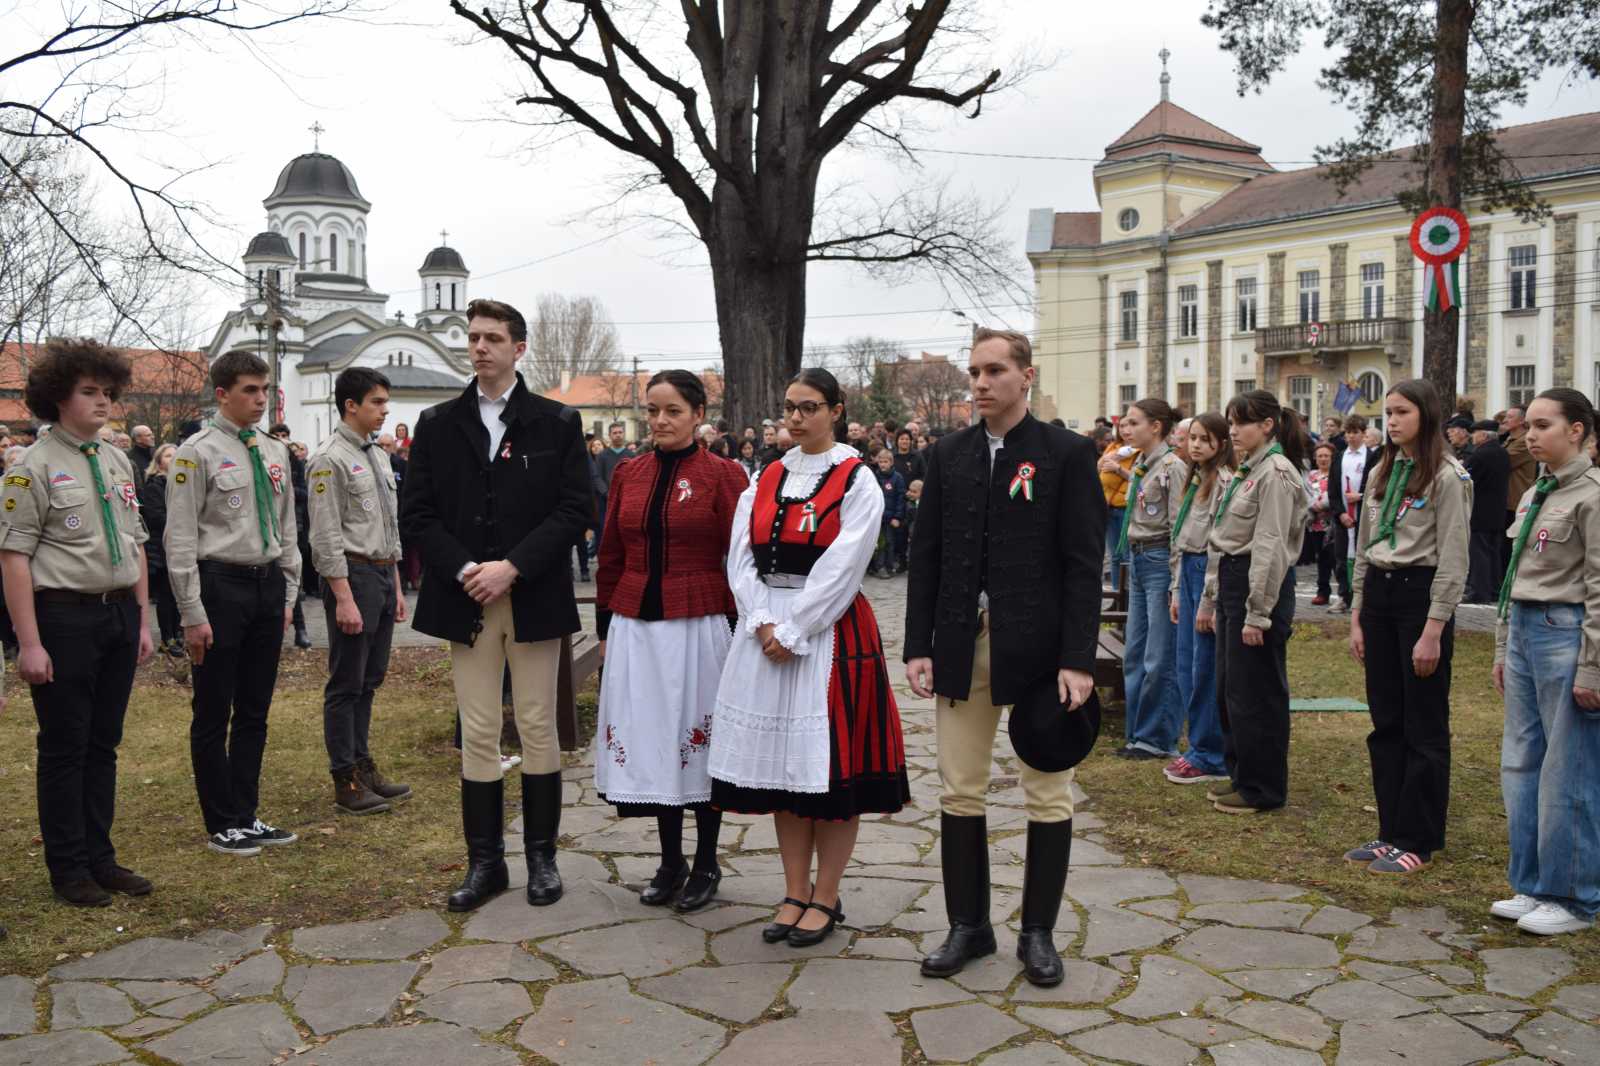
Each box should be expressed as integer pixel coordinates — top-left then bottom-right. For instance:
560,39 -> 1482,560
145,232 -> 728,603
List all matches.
1008,673 -> 1102,773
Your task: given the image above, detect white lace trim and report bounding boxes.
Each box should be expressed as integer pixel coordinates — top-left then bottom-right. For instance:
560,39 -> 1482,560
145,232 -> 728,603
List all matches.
772,620 -> 811,655
744,610 -> 782,636
779,442 -> 858,475
597,788 -> 713,806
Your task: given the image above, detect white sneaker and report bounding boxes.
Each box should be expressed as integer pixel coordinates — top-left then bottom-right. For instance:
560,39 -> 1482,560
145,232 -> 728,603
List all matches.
1516,901 -> 1593,936
1490,893 -> 1540,920
500,753 -> 522,775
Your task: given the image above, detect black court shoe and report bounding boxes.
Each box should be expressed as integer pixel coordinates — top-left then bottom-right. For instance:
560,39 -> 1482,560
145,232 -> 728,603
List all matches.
639,863 -> 689,907
786,899 -> 845,947
763,894 -> 812,943
674,867 -> 722,913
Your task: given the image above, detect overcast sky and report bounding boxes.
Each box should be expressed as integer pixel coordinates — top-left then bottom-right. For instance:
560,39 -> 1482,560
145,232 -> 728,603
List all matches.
27,0 -> 1600,368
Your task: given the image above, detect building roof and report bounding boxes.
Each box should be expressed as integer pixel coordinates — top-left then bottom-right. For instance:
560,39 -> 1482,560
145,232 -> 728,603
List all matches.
245,231 -> 294,260
542,370 -> 724,408
301,333 -> 366,367
0,342 -> 208,423
383,365 -> 465,390
420,245 -> 468,274
265,152 -> 370,209
1101,100 -> 1271,170
1051,212 -> 1101,247
1172,109 -> 1600,236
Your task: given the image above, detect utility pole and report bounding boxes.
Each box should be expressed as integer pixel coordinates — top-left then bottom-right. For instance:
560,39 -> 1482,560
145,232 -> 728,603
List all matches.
248,273 -> 287,426
630,355 -> 641,436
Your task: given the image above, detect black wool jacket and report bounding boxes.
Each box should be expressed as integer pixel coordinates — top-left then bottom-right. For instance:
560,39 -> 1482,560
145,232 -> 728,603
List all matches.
400,374 -> 593,645
903,413 -> 1105,705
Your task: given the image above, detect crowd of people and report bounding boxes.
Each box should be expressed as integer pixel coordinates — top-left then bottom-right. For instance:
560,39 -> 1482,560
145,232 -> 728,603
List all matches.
0,299 -> 1594,970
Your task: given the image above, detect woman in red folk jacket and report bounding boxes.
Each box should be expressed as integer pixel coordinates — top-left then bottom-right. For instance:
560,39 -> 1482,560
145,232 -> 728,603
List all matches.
594,370 -> 749,912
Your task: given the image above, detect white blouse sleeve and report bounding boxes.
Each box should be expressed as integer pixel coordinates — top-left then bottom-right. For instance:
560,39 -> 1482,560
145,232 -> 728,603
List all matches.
726,477 -> 777,637
772,465 -> 885,654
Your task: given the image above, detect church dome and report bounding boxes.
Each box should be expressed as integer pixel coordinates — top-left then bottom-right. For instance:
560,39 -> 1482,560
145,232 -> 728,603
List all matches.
265,152 -> 369,208
244,231 -> 294,260
420,245 -> 468,274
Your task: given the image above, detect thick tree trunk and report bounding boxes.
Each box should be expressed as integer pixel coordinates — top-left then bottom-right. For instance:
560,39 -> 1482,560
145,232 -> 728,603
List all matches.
1422,0 -> 1472,409
707,230 -> 808,431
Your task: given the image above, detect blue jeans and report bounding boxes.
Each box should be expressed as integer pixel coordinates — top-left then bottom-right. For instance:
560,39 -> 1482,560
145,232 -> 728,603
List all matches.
1123,547 -> 1181,755
1502,602 -> 1600,919
1175,551 -> 1226,774
1107,507 -> 1128,591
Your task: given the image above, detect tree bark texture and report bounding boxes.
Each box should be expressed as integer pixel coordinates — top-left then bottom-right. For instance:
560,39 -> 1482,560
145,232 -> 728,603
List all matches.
1422,0 -> 1472,410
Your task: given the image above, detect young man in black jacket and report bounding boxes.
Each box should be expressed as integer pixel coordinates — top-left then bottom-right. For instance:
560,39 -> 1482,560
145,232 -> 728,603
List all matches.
400,298 -> 592,913
904,328 -> 1105,988
1464,419 -> 1511,602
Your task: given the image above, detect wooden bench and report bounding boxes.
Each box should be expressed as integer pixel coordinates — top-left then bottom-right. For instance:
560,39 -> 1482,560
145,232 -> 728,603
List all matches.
556,595 -> 602,752
1093,564 -> 1130,698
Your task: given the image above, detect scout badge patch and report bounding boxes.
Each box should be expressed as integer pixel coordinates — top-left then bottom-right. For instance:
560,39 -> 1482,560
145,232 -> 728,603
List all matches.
50,471 -> 77,487
218,457 -> 238,471
1009,462 -> 1036,502
797,501 -> 819,533
677,478 -> 692,503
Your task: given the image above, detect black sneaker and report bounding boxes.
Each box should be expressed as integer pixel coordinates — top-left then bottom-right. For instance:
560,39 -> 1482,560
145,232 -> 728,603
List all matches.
241,819 -> 298,847
208,829 -> 262,856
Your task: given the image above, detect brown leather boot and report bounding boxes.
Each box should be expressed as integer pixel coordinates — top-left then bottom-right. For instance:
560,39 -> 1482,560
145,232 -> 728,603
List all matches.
356,757 -> 412,802
333,768 -> 391,815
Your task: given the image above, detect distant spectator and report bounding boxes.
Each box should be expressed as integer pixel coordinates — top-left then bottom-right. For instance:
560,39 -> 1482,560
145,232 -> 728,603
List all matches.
736,438 -> 759,478
891,428 -> 924,487
868,449 -> 905,578
1445,414 -> 1474,461
1465,419 -> 1510,603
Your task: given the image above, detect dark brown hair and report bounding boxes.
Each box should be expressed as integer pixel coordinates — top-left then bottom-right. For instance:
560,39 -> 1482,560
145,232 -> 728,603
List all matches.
1130,396 -> 1181,439
646,369 -> 707,414
971,327 -> 1033,368
465,297 -> 527,344
1371,378 -> 1445,498
1187,411 -> 1235,501
1534,387 -> 1596,444
24,338 -> 133,423
1225,389 -> 1309,470
210,350 -> 269,392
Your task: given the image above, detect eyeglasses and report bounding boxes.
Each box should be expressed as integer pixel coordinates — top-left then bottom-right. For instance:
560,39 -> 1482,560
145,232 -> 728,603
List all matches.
783,401 -> 827,418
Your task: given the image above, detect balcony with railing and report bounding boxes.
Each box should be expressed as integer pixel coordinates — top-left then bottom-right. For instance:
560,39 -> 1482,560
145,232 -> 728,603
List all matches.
1257,317 -> 1411,356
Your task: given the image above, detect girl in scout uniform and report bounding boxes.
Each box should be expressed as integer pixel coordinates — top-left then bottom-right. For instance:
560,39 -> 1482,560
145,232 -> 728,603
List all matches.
1165,411 -> 1234,786
1347,379 -> 1471,874
1195,390 -> 1310,815
1116,397 -> 1189,761
1492,387 -> 1600,935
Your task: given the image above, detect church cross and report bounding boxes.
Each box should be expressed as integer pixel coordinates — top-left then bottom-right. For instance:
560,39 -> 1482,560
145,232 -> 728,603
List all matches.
309,121 -> 325,150
439,228 -> 449,246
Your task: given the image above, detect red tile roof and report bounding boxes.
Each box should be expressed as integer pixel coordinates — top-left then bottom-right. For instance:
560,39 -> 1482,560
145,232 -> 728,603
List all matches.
0,342 -> 209,425
1102,100 -> 1271,169
1051,212 -> 1101,247
541,370 -> 724,408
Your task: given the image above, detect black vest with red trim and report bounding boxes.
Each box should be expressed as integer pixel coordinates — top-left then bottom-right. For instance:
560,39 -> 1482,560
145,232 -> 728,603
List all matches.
751,456 -> 865,577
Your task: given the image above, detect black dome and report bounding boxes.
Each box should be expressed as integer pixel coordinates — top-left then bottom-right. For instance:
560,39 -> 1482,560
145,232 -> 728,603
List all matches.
420,245 -> 468,273
244,231 -> 294,259
265,152 -> 368,207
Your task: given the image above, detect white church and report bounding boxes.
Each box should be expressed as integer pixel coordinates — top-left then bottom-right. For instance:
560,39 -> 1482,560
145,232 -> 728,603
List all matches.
205,146 -> 475,443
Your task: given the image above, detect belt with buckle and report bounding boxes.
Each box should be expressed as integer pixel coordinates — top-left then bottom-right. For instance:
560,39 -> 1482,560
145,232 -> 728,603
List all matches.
35,587 -> 135,606
198,559 -> 280,581
1129,539 -> 1167,554
346,553 -> 398,567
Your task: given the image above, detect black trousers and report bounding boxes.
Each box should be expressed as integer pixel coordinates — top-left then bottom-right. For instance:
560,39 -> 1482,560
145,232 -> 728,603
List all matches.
1330,525 -> 1355,601
31,596 -> 140,884
190,564 -> 287,835
1359,566 -> 1453,855
1313,530 -> 1340,599
1215,554 -> 1294,810
150,567 -> 181,643
1465,527 -> 1502,604
321,563 -> 397,773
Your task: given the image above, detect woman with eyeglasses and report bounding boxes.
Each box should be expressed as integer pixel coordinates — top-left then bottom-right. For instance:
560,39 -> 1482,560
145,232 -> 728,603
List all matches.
709,367 -> 909,947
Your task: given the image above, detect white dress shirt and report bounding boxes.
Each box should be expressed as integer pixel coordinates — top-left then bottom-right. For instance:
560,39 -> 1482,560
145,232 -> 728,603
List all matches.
479,382 -> 512,460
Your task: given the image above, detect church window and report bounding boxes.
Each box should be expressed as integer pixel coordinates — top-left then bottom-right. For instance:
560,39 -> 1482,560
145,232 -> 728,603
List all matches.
434,283 -> 442,309
297,233 -> 307,269
329,238 -> 338,272
347,238 -> 355,277
1118,208 -> 1139,233
360,242 -> 367,278
450,283 -> 457,309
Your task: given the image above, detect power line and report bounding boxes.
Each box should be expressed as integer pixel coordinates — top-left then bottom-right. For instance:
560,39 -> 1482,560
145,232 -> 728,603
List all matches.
908,146 -> 1600,166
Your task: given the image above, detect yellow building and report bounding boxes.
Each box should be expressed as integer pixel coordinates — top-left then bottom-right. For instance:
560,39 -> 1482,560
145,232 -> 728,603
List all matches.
1026,80 -> 1600,428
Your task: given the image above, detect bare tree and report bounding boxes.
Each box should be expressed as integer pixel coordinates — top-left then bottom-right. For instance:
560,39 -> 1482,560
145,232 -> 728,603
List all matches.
596,369 -> 638,422
895,354 -> 969,429
522,293 -> 624,392
451,0 -> 1037,428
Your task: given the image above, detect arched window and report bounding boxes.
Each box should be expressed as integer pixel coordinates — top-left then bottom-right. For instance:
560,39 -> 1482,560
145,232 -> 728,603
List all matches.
450,283 -> 457,309
297,233 -> 307,269
360,242 -> 367,278
347,238 -> 355,277
1358,370 -> 1384,405
329,238 -> 338,272
434,282 -> 441,309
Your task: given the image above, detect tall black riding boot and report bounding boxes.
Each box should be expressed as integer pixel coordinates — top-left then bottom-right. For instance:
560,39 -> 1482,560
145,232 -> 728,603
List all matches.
447,778 -> 508,913
920,813 -> 997,978
1017,819 -> 1072,987
522,771 -> 564,906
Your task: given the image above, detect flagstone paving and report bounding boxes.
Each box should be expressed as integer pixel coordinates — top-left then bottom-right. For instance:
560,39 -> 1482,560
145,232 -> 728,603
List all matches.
5,579 -> 1598,1064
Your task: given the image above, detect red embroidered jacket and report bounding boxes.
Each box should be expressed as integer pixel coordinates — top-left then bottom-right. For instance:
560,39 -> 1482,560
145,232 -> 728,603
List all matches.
595,444 -> 748,626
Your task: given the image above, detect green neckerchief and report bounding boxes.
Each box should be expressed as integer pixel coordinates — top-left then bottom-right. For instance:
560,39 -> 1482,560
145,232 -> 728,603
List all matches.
1214,443 -> 1282,526
1116,454 -> 1153,554
1171,471 -> 1201,548
1498,474 -> 1560,617
214,420 -> 280,551
1367,456 -> 1415,549
77,442 -> 123,567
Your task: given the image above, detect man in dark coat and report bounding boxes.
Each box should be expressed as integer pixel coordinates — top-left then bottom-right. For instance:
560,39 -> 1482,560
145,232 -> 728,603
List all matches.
400,298 -> 592,915
1465,419 -> 1511,602
1327,414 -> 1375,609
904,328 -> 1105,989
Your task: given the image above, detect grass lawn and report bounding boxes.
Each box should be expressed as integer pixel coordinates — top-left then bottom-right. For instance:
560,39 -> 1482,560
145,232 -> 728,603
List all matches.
0,645 -> 595,976
1080,621 -> 1600,978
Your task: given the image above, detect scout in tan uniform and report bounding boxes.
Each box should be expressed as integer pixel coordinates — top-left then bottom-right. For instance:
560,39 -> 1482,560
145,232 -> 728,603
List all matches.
0,340 -> 155,905
307,367 -> 411,816
1163,411 -> 1234,786
1346,379 -> 1471,875
165,351 -> 302,856
1196,390 -> 1311,815
1490,387 -> 1600,936
1114,397 -> 1190,760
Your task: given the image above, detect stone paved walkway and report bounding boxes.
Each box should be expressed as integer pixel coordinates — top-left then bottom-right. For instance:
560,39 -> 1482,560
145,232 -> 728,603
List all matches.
9,580 -> 1592,1065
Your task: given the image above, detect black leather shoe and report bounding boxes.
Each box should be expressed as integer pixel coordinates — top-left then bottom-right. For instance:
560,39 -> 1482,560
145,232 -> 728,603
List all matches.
92,864 -> 153,896
54,878 -> 112,908
1017,819 -> 1072,987
786,899 -> 845,947
447,778 -> 509,913
639,863 -> 688,906
522,771 -> 564,907
293,623 -> 312,650
674,867 -> 722,913
762,895 -> 811,942
921,813 -> 997,978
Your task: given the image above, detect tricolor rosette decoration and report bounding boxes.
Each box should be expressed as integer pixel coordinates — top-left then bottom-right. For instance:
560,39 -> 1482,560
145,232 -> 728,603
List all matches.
1409,206 -> 1471,313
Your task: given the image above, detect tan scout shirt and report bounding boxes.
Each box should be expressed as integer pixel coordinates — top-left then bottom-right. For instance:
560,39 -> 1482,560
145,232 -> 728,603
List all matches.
1495,455 -> 1600,688
1169,468 -> 1233,592
1201,442 -> 1309,629
1122,443 -> 1188,546
306,424 -> 401,579
1351,454 -> 1473,620
0,428 -> 148,593
164,417 -> 301,626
